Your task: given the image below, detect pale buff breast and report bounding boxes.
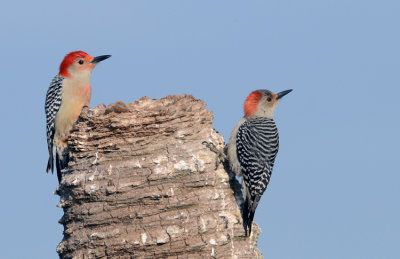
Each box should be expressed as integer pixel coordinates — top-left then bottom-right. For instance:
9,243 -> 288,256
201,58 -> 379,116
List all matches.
54,78 -> 92,146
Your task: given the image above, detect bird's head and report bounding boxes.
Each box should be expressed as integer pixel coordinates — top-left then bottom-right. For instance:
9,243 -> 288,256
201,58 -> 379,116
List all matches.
244,89 -> 292,118
59,51 -> 111,78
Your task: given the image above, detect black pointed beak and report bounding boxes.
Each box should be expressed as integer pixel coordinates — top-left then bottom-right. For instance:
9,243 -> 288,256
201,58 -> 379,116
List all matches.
276,89 -> 293,100
90,55 -> 111,64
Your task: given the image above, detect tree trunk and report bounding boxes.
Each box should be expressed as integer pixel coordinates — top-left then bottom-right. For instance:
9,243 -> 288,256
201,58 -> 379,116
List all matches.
56,95 -> 263,258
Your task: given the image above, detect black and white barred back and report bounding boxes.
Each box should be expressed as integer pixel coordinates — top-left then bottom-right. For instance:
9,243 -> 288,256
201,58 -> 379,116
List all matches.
236,116 -> 279,235
45,75 -> 64,176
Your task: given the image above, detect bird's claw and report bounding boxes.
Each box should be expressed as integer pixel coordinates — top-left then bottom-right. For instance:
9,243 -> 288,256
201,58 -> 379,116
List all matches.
79,106 -> 92,120
202,141 -> 226,169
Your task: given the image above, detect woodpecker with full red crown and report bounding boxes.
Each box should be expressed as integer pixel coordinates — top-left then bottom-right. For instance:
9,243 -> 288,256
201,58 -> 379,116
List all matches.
227,89 -> 292,236
45,51 -> 111,182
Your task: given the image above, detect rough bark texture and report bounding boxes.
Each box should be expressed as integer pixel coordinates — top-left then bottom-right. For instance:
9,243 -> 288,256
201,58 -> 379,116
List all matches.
56,95 -> 262,258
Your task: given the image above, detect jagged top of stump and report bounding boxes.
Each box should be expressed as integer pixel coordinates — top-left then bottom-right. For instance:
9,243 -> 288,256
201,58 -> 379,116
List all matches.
80,94 -> 210,122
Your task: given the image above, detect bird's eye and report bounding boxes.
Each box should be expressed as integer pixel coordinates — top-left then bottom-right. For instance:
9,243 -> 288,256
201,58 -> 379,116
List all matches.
267,97 -> 272,102
78,60 -> 84,65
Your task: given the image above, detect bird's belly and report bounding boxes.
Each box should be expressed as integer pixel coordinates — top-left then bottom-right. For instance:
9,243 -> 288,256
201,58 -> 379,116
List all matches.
54,83 -> 91,143
54,100 -> 82,141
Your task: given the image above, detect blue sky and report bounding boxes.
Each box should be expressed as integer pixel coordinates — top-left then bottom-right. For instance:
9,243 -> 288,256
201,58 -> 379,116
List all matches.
1,1 -> 399,258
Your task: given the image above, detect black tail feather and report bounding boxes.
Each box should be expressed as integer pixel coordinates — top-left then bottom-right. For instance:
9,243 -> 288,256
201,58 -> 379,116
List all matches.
55,151 -> 69,183
46,150 -> 54,173
242,195 -> 260,236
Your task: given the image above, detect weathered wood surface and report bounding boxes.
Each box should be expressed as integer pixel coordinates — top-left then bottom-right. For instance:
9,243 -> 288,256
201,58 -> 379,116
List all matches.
56,95 -> 262,258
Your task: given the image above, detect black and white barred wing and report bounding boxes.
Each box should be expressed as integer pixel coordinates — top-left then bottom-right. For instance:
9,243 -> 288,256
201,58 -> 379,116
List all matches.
236,117 -> 279,235
236,117 -> 279,198
45,75 -> 64,172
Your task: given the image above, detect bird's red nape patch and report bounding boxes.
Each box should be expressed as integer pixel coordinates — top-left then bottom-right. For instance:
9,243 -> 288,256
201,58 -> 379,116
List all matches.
59,51 -> 92,77
244,91 -> 262,117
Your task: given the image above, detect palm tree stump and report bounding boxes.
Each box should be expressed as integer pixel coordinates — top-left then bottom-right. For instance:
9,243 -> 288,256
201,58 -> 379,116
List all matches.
56,95 -> 262,258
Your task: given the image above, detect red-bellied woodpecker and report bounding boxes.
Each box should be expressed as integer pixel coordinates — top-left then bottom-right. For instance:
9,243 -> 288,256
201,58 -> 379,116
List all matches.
227,89 -> 292,236
45,51 -> 111,182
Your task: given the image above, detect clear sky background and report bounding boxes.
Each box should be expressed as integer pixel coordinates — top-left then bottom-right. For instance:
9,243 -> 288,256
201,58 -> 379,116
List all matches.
0,1 -> 399,258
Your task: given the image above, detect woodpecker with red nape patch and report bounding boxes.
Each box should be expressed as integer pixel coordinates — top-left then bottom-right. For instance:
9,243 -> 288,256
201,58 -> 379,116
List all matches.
227,89 -> 292,235
45,51 -> 111,182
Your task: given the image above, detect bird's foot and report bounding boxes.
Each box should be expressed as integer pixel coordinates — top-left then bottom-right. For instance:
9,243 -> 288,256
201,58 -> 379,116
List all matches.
79,105 -> 92,121
202,141 -> 226,169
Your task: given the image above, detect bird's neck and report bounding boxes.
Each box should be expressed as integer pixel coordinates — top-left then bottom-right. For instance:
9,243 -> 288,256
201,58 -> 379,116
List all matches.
68,70 -> 92,85
253,103 -> 278,118
246,115 -> 275,121
250,110 -> 274,119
